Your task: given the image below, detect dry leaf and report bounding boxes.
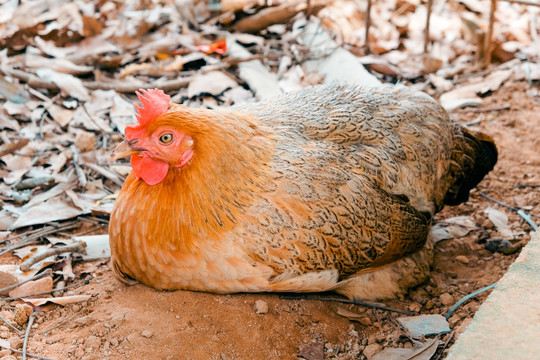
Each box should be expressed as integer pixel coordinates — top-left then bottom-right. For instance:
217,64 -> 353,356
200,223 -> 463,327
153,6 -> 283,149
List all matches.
431,216 -> 478,243
22,294 -> 91,306
187,71 -> 238,98
36,68 -> 89,101
372,337 -> 440,360
398,314 -> 450,338
485,207 -> 514,238
11,195 -> 88,229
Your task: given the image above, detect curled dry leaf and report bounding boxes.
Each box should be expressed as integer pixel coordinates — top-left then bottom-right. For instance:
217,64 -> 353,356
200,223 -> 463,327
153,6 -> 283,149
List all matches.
484,207 -> 514,238
21,294 -> 91,307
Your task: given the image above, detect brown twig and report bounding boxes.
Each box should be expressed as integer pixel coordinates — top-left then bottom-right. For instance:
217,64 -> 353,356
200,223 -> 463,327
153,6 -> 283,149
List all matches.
38,311 -> 80,335
478,192 -> 540,219
279,294 -> 415,315
457,104 -> 510,113
19,242 -> 87,272
424,0 -> 433,53
22,312 -> 36,360
0,314 -> 23,334
364,0 -> 372,53
502,0 -> 540,6
484,0 -> 498,68
0,268 -> 52,294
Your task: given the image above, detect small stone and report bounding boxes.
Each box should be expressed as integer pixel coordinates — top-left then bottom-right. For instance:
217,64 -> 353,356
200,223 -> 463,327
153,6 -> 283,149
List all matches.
0,355 -> 17,360
363,343 -> 382,359
13,304 -> 33,326
408,302 -> 422,313
481,218 -> 494,229
0,331 -> 9,339
439,293 -> 455,306
126,332 -> 137,343
298,342 -> 324,360
485,238 -> 519,255
0,349 -> 11,357
141,330 -> 153,338
74,347 -> 84,359
85,335 -> 101,349
72,305 -> 81,312
74,316 -> 93,326
110,338 -> 119,347
75,130 -> 96,152
455,255 -> 470,264
254,300 -> 268,314
7,337 -> 22,350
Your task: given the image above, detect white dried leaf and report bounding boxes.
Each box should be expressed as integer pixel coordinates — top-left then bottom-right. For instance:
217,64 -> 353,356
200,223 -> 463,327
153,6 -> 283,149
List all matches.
187,71 -> 238,98
36,68 -> 89,101
485,207 -> 514,238
11,195 -> 88,229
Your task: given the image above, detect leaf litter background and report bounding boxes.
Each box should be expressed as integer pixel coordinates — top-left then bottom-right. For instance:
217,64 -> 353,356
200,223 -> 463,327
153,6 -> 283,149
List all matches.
0,0 -> 539,359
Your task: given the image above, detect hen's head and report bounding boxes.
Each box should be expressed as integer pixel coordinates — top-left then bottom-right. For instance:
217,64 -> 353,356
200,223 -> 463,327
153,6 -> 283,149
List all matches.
111,89 -> 194,185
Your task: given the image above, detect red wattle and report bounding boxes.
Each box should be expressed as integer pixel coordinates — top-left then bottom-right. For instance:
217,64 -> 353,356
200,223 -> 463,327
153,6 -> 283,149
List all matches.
131,155 -> 169,185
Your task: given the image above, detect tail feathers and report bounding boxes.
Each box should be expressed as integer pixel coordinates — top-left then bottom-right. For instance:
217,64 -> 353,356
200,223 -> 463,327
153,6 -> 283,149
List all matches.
444,127 -> 498,206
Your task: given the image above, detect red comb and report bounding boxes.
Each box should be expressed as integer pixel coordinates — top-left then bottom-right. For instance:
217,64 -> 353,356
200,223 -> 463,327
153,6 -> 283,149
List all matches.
134,89 -> 170,126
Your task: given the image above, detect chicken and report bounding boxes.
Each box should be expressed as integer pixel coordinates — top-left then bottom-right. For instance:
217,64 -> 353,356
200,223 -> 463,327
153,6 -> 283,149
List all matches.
109,84 -> 497,300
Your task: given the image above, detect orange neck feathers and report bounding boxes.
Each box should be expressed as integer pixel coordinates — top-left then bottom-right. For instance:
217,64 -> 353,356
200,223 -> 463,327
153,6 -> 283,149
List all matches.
119,106 -> 275,252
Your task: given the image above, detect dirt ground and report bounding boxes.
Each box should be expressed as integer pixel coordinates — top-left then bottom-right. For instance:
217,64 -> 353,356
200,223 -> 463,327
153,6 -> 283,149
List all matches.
0,79 -> 537,360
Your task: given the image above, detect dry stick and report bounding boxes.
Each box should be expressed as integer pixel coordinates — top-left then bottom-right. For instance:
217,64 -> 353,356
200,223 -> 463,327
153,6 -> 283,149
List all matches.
503,0 -> 540,6
364,0 -> 372,53
0,314 -> 23,334
424,0 -> 433,53
0,268 -> 52,294
433,331 -> 455,360
279,294 -> 415,316
484,0 -> 498,68
19,242 -> 87,272
23,312 -> 36,360
1,221 -> 79,247
38,311 -> 80,335
0,347 -> 57,360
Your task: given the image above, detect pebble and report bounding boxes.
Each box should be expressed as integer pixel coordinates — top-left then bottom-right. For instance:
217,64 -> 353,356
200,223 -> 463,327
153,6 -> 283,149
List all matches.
455,255 -> 470,264
110,338 -> 119,347
408,302 -> 422,313
85,335 -> 101,349
74,347 -> 84,358
0,355 -> 17,360
7,337 -> 22,350
254,300 -> 268,314
439,293 -> 455,306
13,304 -> 33,326
363,343 -> 382,359
126,332 -> 137,343
141,330 -> 153,338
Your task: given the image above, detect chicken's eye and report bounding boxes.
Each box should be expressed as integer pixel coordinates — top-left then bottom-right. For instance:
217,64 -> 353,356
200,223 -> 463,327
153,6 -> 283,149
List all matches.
159,133 -> 173,144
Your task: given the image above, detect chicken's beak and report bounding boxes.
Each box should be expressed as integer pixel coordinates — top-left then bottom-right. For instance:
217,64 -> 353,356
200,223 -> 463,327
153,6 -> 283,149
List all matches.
111,140 -> 141,161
